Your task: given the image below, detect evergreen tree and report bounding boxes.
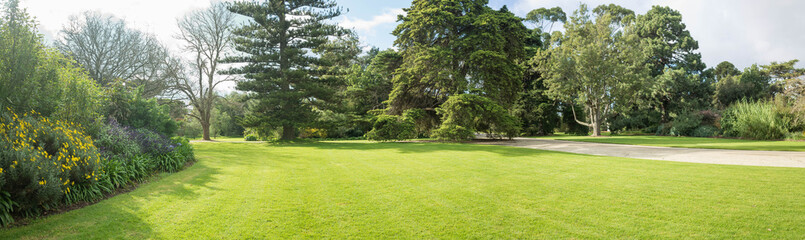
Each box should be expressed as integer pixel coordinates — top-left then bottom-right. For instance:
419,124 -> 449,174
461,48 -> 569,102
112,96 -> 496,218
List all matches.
389,1 -> 527,114
224,0 -> 345,140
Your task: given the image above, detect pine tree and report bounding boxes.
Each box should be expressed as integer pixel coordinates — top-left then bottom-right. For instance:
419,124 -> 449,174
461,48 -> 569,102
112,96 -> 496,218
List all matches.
225,0 -> 345,140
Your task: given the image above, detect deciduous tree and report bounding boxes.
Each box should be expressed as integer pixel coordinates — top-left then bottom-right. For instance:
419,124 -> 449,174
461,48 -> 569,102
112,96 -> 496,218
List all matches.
57,11 -> 178,98
173,3 -> 235,140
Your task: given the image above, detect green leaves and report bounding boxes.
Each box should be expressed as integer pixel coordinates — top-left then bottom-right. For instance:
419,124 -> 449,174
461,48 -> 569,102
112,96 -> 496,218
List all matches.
225,0 -> 345,140
389,0 -> 527,123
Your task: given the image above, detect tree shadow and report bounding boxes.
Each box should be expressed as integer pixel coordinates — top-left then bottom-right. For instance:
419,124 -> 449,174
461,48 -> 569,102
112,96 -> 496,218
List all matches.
297,140 -> 549,158
143,159 -> 224,200
0,196 -> 154,239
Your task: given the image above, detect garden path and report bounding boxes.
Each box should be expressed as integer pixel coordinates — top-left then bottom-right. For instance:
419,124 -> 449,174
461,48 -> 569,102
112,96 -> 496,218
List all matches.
477,138 -> 805,168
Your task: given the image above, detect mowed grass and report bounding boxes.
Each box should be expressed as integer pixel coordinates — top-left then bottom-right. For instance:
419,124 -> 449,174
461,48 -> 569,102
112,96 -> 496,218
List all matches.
538,134 -> 805,151
2,141 -> 804,239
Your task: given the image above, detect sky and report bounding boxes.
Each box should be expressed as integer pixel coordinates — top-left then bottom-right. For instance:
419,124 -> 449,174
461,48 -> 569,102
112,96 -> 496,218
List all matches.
18,0 -> 805,72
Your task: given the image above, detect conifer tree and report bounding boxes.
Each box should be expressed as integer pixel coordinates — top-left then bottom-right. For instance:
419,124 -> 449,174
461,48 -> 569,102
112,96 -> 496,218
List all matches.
225,0 -> 345,140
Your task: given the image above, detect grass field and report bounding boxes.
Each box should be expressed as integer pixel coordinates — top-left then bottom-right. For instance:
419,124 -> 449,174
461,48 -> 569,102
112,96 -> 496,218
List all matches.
538,134 -> 805,151
2,141 -> 804,239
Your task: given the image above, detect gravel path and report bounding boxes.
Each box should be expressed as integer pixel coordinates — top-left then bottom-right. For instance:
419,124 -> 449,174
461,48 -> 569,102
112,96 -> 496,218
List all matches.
476,138 -> 805,168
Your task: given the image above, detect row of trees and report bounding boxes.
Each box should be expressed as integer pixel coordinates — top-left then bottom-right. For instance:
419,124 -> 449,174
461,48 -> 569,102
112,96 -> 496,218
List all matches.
11,0 -> 802,142
202,0 -> 804,141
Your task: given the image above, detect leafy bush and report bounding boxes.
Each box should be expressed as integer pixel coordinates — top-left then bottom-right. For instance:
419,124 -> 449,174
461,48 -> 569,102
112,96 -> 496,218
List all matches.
433,94 -> 520,141
244,135 -> 258,141
365,115 -> 416,141
691,126 -> 719,138
432,125 -> 475,141
104,81 -> 177,136
0,109 -> 102,219
721,100 -> 795,140
670,113 -> 702,136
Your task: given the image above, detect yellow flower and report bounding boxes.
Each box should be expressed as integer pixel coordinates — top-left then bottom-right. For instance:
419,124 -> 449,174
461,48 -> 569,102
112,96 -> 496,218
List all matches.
39,180 -> 46,185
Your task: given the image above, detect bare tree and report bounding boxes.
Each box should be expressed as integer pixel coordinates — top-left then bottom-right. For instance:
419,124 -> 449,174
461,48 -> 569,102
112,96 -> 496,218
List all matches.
173,3 -> 235,140
57,11 -> 178,98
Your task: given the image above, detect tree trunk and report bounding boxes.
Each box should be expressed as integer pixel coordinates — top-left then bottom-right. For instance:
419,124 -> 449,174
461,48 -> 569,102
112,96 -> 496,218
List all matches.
591,120 -> 602,136
281,124 -> 295,140
202,121 -> 211,140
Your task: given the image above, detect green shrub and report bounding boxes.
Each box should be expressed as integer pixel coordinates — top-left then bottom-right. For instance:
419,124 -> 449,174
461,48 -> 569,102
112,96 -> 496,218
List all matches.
433,94 -> 520,141
245,135 -> 258,141
670,113 -> 702,136
691,126 -> 719,138
721,100 -> 794,140
0,109 -> 103,219
365,115 -> 416,141
432,125 -> 475,141
104,81 -> 178,136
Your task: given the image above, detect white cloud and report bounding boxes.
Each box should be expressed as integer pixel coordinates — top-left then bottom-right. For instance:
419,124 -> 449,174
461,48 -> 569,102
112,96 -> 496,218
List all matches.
339,8 -> 404,33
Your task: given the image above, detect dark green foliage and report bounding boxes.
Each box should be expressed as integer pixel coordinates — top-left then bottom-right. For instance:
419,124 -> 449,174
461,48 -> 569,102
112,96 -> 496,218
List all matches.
669,112 -> 701,136
433,94 -> 520,141
244,135 -> 258,141
516,69 -> 558,136
691,125 -> 719,138
103,81 -> 177,136
714,61 -> 740,81
632,6 -> 703,76
365,115 -> 416,142
620,5 -> 709,126
0,191 -> 15,226
389,1 -> 527,114
713,65 -> 772,108
225,0 -> 345,140
559,102 -> 589,136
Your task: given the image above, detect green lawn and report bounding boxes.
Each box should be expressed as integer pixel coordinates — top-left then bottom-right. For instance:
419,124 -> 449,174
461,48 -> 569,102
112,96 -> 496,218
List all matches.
2,141 -> 804,239
537,134 -> 805,151
188,136 -> 251,142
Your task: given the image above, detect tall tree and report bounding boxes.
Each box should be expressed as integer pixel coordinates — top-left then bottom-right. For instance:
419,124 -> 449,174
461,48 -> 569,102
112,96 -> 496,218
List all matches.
57,11 -> 179,98
714,61 -> 740,82
173,3 -> 236,140
544,4 -> 644,136
225,0 -> 345,140
389,1 -> 527,115
0,0 -> 42,110
631,5 -> 705,123
518,7 -> 567,136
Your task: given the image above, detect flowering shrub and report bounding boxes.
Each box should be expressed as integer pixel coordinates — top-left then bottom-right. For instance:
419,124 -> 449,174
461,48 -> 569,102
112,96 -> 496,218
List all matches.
0,110 -> 195,226
0,109 -> 102,222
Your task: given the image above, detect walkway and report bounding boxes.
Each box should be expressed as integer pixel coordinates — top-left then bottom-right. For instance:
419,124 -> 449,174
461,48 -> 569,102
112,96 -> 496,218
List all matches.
476,138 -> 805,168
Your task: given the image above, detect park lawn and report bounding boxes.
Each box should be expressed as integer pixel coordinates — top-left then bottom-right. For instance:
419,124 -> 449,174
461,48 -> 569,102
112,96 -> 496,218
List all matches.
537,134 -> 805,151
2,141 -> 804,239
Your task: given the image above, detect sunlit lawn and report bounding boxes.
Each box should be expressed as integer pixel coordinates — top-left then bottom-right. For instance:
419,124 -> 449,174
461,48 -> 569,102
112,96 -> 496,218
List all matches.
536,133 -> 805,151
2,141 -> 803,239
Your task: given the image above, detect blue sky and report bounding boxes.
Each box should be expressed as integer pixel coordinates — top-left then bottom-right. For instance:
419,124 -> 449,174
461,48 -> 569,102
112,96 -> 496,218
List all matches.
20,0 -> 805,71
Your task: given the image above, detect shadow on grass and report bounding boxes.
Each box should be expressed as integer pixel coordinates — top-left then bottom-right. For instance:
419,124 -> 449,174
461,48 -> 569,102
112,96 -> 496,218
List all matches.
145,159 -> 223,201
0,193 -> 154,239
291,140 -> 547,158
